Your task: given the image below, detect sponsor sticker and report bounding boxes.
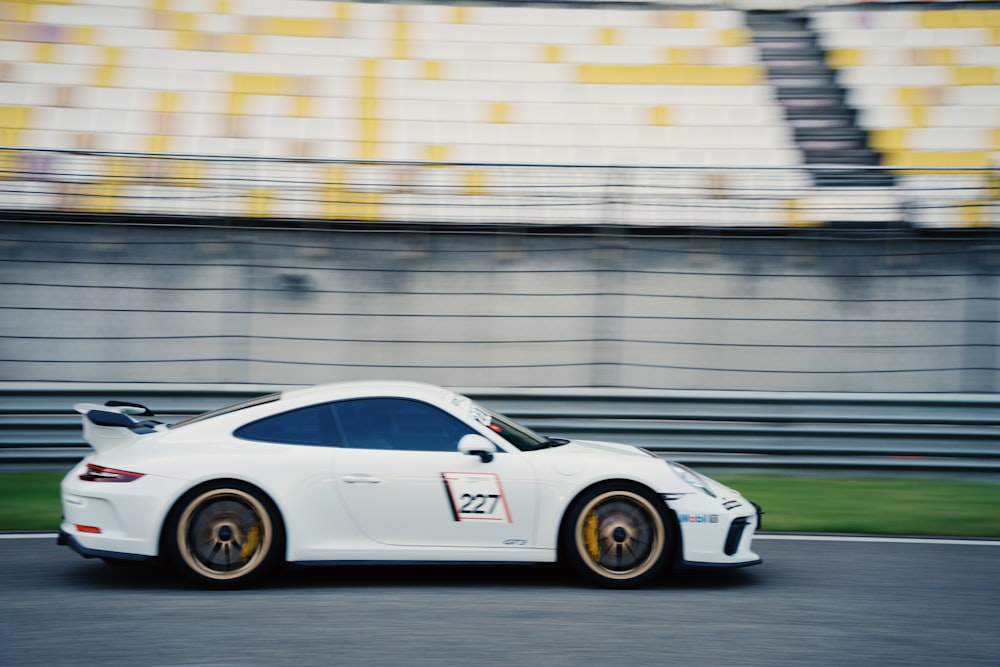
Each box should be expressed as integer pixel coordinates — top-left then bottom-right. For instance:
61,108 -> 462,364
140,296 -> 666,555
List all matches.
469,406 -> 492,428
679,514 -> 718,524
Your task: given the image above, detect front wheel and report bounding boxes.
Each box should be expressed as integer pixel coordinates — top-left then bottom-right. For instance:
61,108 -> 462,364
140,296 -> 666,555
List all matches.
560,483 -> 673,588
164,482 -> 283,589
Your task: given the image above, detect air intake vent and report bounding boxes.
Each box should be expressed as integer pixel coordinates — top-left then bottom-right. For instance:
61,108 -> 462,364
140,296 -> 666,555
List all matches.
724,517 -> 751,556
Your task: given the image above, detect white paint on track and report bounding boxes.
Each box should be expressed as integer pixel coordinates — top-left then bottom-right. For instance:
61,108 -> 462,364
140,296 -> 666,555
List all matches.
1,531 -> 999,546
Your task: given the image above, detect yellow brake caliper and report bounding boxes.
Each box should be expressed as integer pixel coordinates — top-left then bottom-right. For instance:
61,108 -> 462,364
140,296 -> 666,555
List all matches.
583,510 -> 600,562
241,525 -> 260,561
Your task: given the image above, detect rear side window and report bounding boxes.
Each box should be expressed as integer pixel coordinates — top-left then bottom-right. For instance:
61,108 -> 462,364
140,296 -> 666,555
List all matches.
333,397 -> 476,452
234,404 -> 337,447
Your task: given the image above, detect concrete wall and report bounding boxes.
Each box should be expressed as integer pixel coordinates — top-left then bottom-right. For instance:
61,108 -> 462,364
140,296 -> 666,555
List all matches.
1,221 -> 997,392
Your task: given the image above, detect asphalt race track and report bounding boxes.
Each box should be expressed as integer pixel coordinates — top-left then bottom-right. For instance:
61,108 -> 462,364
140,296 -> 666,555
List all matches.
2,534 -> 998,667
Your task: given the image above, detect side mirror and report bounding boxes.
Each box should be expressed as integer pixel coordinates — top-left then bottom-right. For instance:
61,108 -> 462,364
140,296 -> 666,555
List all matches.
458,434 -> 497,463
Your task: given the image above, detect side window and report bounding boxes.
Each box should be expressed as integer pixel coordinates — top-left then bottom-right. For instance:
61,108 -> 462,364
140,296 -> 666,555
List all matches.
333,398 -> 476,452
234,404 -> 337,447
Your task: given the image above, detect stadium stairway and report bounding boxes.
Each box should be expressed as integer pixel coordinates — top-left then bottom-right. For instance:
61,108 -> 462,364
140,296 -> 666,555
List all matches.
746,10 -> 891,188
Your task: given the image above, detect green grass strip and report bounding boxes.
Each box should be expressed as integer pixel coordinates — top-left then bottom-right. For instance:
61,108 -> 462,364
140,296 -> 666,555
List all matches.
1,471 -> 999,537
716,475 -> 1000,537
0,472 -> 64,531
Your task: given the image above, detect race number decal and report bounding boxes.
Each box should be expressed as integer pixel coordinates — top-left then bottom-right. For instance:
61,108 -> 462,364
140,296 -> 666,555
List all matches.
441,472 -> 512,523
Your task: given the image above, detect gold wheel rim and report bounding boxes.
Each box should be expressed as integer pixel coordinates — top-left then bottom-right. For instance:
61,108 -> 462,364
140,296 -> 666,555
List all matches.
177,488 -> 272,581
574,490 -> 665,581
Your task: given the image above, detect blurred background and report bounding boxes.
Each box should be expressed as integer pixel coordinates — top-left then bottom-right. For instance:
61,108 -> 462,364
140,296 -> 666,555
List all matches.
0,0 -> 998,394
3,9 -> 1000,662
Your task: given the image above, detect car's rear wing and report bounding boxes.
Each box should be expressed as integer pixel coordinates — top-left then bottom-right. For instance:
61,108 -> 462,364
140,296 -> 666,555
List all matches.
73,401 -> 164,454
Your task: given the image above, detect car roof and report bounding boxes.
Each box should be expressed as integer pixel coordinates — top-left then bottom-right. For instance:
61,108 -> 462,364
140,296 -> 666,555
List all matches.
278,380 -> 456,406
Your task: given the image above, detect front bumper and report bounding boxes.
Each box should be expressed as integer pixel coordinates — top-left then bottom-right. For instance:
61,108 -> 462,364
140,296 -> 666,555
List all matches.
670,494 -> 762,568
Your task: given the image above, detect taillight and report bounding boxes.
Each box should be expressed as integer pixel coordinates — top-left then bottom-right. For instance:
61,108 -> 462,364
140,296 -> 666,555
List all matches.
79,463 -> 144,483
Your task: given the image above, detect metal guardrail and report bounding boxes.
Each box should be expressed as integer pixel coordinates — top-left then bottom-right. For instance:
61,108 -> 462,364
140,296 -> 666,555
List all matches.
2,384 -> 999,471
2,148 -> 996,228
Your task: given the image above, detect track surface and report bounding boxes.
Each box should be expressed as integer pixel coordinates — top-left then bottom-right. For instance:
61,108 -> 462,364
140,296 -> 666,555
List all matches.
2,535 -> 998,667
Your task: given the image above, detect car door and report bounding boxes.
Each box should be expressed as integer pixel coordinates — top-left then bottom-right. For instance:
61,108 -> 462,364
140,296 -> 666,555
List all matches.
329,397 -> 538,549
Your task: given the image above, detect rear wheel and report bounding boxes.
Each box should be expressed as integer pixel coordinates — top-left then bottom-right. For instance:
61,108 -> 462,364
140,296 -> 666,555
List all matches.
561,483 -> 673,588
164,482 -> 283,589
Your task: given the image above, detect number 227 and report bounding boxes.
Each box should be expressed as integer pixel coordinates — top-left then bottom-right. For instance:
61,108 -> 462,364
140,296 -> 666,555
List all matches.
459,493 -> 500,514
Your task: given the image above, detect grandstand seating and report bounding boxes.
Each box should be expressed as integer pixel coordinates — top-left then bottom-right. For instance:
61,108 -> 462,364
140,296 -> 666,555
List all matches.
0,1 -> 794,162
0,1 -> 996,227
812,6 -> 1000,227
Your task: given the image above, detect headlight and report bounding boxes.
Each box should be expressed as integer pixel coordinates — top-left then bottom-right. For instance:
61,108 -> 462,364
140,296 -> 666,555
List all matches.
666,461 -> 716,498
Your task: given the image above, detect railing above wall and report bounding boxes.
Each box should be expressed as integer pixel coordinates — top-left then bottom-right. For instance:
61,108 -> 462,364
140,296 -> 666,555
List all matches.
1,149 -> 996,229
3,384 -> 999,471
353,1 -> 932,10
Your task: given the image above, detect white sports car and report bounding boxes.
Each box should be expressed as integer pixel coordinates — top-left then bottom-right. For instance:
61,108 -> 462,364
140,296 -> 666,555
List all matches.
59,381 -> 761,589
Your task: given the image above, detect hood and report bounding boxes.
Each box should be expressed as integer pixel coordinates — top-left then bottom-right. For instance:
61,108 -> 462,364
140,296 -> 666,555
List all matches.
561,439 -> 656,458
543,438 -> 660,478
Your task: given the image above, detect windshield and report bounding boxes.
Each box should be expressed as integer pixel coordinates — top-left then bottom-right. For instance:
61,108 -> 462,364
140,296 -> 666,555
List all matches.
169,393 -> 281,429
469,402 -> 564,451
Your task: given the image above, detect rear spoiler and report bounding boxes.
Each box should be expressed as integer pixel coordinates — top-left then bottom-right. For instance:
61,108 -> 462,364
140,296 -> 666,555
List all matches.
74,401 -> 164,454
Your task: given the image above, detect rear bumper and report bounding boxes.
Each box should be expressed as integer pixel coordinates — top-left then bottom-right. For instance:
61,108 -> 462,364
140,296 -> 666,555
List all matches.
58,529 -> 152,562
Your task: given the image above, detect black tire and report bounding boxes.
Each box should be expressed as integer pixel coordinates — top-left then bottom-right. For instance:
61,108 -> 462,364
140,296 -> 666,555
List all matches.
560,482 -> 673,589
164,481 -> 284,589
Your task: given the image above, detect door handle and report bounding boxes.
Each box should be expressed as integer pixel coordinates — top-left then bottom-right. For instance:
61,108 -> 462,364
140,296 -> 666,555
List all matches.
340,474 -> 382,484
